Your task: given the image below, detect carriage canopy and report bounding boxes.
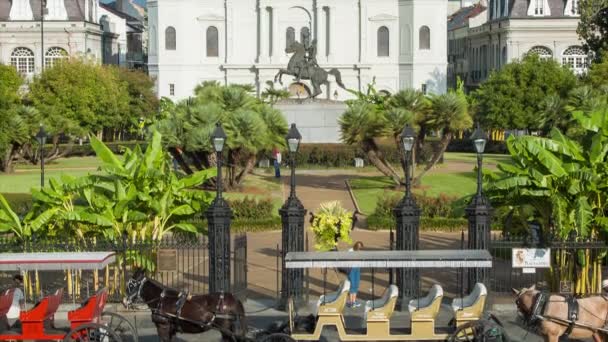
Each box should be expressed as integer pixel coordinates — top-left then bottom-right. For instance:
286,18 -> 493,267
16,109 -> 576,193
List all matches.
285,249 -> 492,269
0,252 -> 116,271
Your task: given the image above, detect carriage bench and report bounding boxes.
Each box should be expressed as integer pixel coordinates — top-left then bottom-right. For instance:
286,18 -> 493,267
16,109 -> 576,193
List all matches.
0,289 -> 15,331
0,289 -> 65,340
68,287 -> 108,330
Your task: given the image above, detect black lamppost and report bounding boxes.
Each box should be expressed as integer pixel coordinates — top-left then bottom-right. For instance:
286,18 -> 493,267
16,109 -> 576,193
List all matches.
206,123 -> 232,293
393,125 -> 421,310
466,126 -> 493,290
279,123 -> 307,309
35,125 -> 47,188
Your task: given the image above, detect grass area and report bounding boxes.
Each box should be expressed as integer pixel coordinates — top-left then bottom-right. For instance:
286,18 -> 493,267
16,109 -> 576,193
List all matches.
0,170 -> 94,193
444,152 -> 511,165
13,157 -> 102,170
350,171 -> 477,215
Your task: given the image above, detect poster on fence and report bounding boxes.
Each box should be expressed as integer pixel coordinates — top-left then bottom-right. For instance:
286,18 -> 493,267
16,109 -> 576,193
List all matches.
512,248 -> 551,268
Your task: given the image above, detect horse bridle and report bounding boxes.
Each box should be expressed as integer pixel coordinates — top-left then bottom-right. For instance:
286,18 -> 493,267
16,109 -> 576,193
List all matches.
515,290 -> 547,326
125,276 -> 148,307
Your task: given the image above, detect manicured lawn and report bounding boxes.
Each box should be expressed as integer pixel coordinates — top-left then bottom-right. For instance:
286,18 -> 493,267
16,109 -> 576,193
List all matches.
444,152 -> 511,165
0,169 -> 94,193
350,171 -> 477,215
14,156 -> 102,170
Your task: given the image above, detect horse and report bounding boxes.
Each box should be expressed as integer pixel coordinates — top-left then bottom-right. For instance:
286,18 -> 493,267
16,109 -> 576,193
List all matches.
274,41 -> 346,98
513,285 -> 608,342
124,269 -> 247,342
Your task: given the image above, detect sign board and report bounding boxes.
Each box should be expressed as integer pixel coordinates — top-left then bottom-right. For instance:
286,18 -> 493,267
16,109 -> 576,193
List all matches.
157,249 -> 177,271
522,268 -> 536,274
512,248 -> 551,268
560,280 -> 574,294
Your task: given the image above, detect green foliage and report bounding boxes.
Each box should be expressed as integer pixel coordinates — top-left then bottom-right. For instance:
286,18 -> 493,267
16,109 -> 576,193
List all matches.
486,107 -> 608,293
366,215 -> 468,232
577,0 -> 608,60
310,201 -> 353,251
261,81 -> 290,105
473,54 -> 578,130
0,64 -> 21,111
228,197 -> 275,220
585,52 -> 608,89
113,67 -> 160,131
28,59 -> 130,138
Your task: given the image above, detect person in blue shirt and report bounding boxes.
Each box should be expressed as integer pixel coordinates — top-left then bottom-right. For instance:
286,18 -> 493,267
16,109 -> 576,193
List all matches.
347,241 -> 364,308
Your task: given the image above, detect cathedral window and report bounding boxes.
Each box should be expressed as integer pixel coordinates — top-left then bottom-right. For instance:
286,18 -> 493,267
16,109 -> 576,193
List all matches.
207,26 -> 219,57
165,26 -> 176,50
527,46 -> 552,60
419,26 -> 430,50
286,27 -> 295,49
562,46 -> 588,74
377,26 -> 389,57
45,47 -> 68,68
11,47 -> 35,75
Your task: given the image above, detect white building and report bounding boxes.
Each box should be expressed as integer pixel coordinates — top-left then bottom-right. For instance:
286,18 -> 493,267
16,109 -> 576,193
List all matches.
0,0 -> 142,77
148,0 -> 448,101
448,0 -> 587,90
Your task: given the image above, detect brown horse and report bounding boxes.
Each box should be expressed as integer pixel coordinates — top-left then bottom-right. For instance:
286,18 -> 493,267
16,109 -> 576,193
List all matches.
124,269 -> 247,342
513,285 -> 608,342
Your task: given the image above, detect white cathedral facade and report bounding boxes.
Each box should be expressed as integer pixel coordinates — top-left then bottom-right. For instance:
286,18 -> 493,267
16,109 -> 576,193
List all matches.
148,0 -> 448,101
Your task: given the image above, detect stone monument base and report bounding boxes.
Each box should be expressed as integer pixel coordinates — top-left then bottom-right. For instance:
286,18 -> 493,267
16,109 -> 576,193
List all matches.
275,99 -> 347,143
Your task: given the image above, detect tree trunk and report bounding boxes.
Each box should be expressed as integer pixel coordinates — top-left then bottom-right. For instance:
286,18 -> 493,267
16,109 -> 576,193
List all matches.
363,139 -> 401,185
235,154 -> 257,185
1,145 -> 15,173
169,147 -> 193,175
413,131 -> 452,185
187,151 -> 205,171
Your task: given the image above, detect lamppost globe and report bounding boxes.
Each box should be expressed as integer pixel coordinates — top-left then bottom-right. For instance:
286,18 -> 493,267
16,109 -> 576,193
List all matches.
211,123 -> 227,153
400,125 -> 416,153
36,125 -> 47,145
286,123 -> 302,153
471,126 -> 487,154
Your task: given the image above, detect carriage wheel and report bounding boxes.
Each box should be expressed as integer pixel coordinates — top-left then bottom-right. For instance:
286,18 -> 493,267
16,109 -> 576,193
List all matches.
257,333 -> 296,342
448,321 -> 480,342
63,322 -> 123,342
101,311 -> 138,342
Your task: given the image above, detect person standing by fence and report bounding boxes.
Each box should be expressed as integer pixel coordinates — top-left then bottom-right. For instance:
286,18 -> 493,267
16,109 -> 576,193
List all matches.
273,147 -> 282,178
7,275 -> 24,328
347,241 -> 364,308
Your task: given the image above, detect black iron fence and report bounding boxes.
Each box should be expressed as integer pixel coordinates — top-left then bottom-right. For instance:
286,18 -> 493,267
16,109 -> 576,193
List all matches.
488,234 -> 608,295
0,233 -> 248,303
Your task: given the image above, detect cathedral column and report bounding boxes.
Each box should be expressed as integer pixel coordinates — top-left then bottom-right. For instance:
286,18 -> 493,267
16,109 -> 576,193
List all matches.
259,2 -> 269,63
359,2 -> 367,63
271,5 -> 281,63
226,0 -> 234,63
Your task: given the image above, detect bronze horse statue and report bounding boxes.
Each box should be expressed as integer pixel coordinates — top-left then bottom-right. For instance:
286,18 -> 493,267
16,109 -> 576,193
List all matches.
124,269 -> 247,342
274,41 -> 345,98
513,285 -> 608,342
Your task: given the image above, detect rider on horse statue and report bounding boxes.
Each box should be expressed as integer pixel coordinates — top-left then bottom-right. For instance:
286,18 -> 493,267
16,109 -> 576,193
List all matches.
295,31 -> 319,82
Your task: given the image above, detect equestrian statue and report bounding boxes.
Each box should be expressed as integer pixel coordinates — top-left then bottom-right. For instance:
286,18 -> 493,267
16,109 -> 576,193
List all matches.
274,33 -> 345,98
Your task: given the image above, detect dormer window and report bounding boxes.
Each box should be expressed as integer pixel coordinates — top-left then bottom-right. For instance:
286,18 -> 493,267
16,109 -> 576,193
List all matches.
528,0 -> 550,16
565,0 -> 579,15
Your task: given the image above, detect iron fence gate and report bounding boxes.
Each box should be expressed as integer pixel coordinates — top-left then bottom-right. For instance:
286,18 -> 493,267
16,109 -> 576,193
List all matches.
233,233 -> 247,301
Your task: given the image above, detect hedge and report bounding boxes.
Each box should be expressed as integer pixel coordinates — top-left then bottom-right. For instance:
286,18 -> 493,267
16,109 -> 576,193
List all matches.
366,215 -> 469,232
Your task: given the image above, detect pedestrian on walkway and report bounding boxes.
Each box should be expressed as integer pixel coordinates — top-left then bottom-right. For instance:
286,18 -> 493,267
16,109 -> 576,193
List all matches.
347,241 -> 364,308
272,147 -> 282,178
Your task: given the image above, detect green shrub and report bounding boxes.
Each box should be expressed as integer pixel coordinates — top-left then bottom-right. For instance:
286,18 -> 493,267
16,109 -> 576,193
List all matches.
2,193 -> 32,216
231,217 -> 282,233
227,197 -> 276,220
372,191 -> 461,219
366,215 -> 468,232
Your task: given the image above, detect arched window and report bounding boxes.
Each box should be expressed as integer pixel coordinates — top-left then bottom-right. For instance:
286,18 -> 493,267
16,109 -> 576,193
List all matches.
300,27 -> 310,46
286,27 -> 295,49
527,46 -> 552,60
11,47 -> 35,74
419,26 -> 430,50
207,26 -> 219,57
165,26 -> 176,50
45,47 -> 68,68
377,26 -> 389,57
562,46 -> 587,74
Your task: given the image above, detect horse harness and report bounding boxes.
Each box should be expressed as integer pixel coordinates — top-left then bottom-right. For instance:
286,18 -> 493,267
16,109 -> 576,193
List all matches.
522,292 -> 580,337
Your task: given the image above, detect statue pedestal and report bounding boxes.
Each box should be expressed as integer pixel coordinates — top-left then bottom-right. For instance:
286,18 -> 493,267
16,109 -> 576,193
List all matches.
275,99 -> 347,143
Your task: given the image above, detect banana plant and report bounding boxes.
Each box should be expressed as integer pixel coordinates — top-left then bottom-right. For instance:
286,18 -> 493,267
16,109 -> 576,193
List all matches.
486,106 -> 608,294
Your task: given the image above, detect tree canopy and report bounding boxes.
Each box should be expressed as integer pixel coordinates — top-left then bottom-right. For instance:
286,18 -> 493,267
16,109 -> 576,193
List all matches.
472,54 -> 578,130
577,0 -> 608,59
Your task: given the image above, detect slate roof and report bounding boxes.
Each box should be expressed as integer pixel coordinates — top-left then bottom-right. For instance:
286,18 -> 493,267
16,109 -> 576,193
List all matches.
448,3 -> 487,30
509,0 -> 567,18
0,0 -> 86,21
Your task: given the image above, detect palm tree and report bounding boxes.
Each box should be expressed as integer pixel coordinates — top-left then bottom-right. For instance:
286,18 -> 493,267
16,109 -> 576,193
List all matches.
339,100 -> 401,184
413,91 -> 472,184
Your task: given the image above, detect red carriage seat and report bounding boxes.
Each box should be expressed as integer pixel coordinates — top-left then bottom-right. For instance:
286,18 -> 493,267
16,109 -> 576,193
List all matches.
19,288 -> 63,337
0,289 -> 16,318
67,287 -> 108,329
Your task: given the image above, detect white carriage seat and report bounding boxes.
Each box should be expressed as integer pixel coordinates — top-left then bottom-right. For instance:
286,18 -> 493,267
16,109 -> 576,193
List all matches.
317,279 -> 351,308
408,284 -> 444,313
451,283 -> 487,311
365,285 -> 399,312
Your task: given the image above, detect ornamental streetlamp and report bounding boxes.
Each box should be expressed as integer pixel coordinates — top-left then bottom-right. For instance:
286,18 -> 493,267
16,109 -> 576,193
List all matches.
393,125 -> 421,310
206,122 -> 232,293
279,123 -> 307,309
466,125 -> 493,291
35,125 -> 47,188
